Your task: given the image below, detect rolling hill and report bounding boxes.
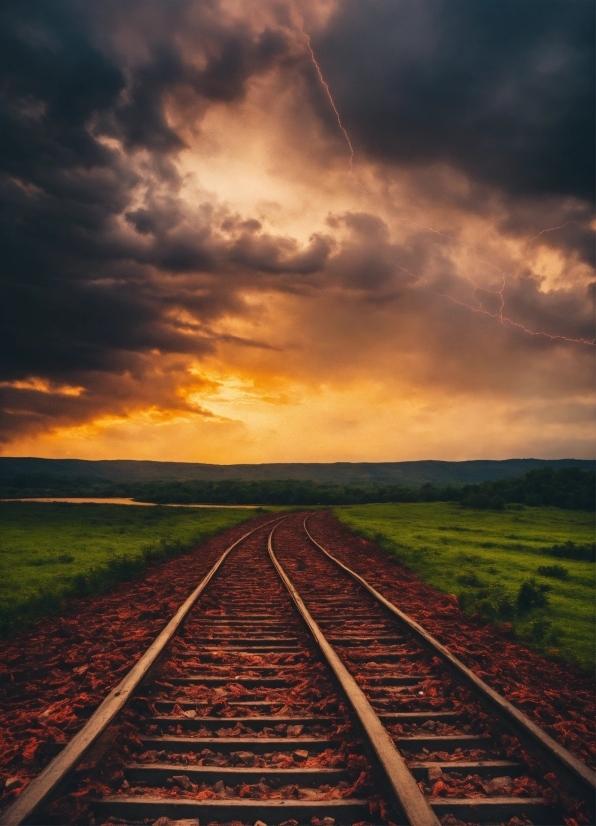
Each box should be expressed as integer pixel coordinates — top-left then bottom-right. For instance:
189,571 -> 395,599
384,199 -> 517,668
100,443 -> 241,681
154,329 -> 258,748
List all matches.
0,456 -> 591,487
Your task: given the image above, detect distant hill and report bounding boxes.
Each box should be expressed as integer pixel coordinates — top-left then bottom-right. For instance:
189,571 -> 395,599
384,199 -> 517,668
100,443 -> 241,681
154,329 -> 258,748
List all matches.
0,457 -> 592,487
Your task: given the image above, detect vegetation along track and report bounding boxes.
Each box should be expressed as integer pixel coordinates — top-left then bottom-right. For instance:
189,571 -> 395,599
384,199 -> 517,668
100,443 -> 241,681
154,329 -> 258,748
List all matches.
1,513 -> 594,826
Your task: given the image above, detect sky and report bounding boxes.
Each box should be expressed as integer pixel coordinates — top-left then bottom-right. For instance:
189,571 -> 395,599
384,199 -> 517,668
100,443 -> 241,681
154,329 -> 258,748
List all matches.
0,0 -> 594,463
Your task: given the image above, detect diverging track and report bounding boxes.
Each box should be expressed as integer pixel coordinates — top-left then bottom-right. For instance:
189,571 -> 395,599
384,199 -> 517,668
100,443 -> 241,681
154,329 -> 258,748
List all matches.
1,512 -> 593,826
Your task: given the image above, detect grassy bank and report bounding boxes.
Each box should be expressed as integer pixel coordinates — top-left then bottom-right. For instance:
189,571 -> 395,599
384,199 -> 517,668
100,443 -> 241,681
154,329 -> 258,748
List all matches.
0,502 -> 254,636
335,502 -> 595,670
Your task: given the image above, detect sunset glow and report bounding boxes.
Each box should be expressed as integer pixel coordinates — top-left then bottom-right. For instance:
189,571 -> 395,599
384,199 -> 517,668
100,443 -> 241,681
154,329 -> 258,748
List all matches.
1,0 -> 594,461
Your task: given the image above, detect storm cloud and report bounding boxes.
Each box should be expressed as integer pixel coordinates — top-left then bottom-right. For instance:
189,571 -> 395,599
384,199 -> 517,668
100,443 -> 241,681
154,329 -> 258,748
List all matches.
312,0 -> 595,201
0,0 -> 593,458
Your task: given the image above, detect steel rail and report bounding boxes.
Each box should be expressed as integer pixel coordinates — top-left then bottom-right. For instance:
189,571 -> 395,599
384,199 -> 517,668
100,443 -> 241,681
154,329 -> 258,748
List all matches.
303,516 -> 596,802
0,515 -> 288,826
268,524 -> 441,826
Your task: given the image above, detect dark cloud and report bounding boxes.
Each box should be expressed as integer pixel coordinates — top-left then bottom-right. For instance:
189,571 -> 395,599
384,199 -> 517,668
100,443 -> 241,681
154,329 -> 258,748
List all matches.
0,361 -> 216,443
496,201 -> 595,267
0,0 -> 592,447
0,3 -> 124,179
112,27 -> 289,151
230,230 -> 332,275
0,0 -> 302,436
314,0 -> 594,201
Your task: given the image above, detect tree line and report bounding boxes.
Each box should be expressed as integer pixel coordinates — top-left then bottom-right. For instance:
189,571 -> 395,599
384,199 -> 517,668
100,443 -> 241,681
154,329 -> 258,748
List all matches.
1,465 -> 592,510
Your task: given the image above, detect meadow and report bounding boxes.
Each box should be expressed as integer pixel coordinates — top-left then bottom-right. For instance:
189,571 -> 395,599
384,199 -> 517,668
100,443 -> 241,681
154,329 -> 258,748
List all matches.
0,502 -> 253,635
335,502 -> 595,670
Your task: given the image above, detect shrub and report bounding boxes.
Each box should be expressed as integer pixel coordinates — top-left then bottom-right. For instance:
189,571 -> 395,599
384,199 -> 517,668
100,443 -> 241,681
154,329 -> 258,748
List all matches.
459,583 -> 515,622
528,617 -> 560,644
543,540 -> 595,562
517,579 -> 551,615
537,564 -> 569,579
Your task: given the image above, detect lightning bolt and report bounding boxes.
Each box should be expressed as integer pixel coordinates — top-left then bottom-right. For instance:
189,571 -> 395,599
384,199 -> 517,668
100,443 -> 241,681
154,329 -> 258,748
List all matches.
396,219 -> 595,345
299,23 -> 355,172
527,222 -> 575,244
397,265 -> 595,346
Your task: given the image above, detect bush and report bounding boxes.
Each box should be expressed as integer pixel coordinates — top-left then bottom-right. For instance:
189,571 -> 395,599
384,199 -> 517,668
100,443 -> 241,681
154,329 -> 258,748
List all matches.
528,617 -> 559,643
537,564 -> 569,579
543,540 -> 595,562
459,583 -> 515,622
517,579 -> 551,615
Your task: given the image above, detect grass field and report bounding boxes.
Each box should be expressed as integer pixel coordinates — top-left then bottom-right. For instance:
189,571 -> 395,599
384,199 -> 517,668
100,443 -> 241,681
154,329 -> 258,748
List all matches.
335,502 -> 595,670
0,502 -> 254,635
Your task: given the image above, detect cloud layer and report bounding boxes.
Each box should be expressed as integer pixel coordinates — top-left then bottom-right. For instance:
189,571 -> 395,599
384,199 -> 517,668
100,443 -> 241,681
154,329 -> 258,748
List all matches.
314,0 -> 594,201
0,0 -> 594,460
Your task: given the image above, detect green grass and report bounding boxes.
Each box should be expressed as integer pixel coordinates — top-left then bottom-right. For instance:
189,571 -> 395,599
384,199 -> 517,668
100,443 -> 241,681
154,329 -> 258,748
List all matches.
335,502 -> 595,671
0,502 -> 255,635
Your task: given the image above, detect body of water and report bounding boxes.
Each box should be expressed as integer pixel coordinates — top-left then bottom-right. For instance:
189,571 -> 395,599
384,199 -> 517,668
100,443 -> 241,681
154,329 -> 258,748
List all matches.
2,497 -> 260,508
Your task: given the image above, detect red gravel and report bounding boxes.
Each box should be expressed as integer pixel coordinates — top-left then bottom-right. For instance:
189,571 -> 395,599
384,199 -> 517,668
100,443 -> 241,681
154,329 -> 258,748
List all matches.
1,508 -> 594,819
0,512 -> 276,813
44,524 -> 378,826
307,510 -> 596,770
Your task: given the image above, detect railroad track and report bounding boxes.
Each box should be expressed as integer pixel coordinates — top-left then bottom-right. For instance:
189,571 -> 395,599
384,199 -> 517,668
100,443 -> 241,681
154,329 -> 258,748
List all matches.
1,513 -> 594,826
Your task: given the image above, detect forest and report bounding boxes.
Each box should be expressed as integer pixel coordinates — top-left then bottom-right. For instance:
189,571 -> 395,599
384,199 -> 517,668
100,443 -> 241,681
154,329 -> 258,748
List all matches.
2,465 -> 591,510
